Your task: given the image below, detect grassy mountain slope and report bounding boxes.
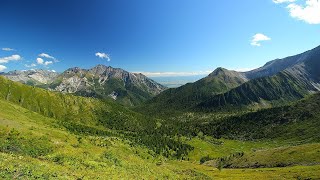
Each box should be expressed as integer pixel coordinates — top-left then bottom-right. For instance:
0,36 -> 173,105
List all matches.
221,143 -> 320,168
197,45 -> 320,111
136,68 -> 247,116
0,98 -> 206,179
1,98 -> 319,179
0,75 -> 107,126
197,71 -> 316,111
0,74 -> 160,131
0,75 -> 194,158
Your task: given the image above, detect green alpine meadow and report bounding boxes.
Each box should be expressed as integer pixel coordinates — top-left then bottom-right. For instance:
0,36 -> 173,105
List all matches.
1,44 -> 320,179
1,0 -> 320,179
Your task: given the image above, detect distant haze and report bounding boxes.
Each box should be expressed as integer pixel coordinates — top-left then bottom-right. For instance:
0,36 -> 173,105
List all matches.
151,75 -> 206,88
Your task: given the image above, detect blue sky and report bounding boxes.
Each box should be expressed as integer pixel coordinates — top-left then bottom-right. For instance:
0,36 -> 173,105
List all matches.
0,0 -> 319,77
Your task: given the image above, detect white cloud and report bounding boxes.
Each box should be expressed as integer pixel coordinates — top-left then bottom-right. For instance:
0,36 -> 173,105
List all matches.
2,48 -> 15,51
36,57 -> 44,65
39,53 -> 55,59
39,53 -> 59,62
36,58 -> 52,66
287,0 -> 320,24
0,65 -> 7,71
273,0 -> 295,4
25,63 -> 37,68
36,57 -> 53,66
0,55 -> 22,63
274,0 -> 320,24
95,52 -> 111,61
250,33 -> 271,47
135,71 -> 212,77
44,61 -> 53,66
51,70 -> 56,72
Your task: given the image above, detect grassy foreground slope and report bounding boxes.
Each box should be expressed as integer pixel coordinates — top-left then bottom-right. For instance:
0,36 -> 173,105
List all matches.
0,98 -> 202,179
1,99 -> 320,179
0,76 -> 194,158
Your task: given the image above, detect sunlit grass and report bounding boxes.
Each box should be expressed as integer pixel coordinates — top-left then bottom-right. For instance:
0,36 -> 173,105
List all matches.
1,94 -> 320,179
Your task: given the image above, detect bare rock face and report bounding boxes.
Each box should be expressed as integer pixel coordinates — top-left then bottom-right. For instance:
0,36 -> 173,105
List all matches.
108,91 -> 118,100
2,69 -> 58,85
55,76 -> 93,93
53,65 -> 167,106
244,45 -> 320,80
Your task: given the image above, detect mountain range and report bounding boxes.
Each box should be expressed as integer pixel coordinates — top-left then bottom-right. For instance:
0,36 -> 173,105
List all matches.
2,45 -> 320,112
137,45 -> 320,115
197,45 -> 320,111
1,65 -> 166,106
2,69 -> 59,85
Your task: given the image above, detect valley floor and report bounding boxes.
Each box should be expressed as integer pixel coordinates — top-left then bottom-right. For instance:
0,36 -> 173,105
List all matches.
1,99 -> 320,179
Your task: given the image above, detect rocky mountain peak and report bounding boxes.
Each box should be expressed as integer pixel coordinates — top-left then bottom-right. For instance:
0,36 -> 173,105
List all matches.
209,67 -> 229,76
206,67 -> 248,83
65,67 -> 83,74
89,64 -> 109,75
51,65 -> 167,106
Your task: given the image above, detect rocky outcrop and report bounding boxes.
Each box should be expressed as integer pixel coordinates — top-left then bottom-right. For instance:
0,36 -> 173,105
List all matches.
2,69 -> 58,85
52,65 -> 167,105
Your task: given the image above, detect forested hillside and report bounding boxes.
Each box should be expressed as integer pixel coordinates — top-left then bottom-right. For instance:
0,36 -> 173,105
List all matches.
200,93 -> 320,142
